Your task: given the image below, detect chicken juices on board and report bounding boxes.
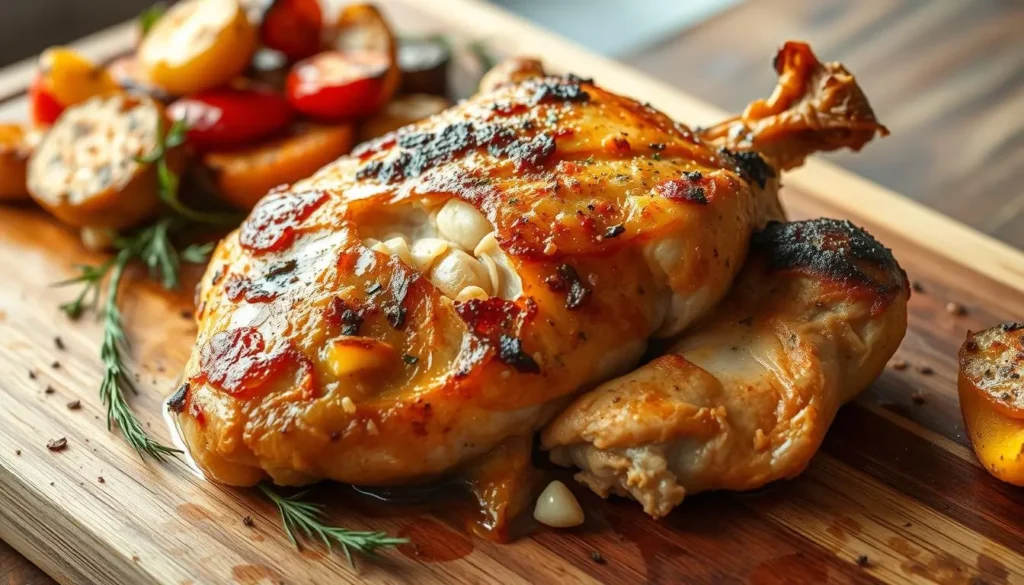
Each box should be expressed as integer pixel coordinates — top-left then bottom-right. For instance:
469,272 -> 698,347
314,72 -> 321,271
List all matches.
543,218 -> 909,517
172,43 -> 886,515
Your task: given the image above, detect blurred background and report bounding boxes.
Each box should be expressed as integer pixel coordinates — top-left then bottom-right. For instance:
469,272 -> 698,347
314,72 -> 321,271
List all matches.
0,0 -> 1021,248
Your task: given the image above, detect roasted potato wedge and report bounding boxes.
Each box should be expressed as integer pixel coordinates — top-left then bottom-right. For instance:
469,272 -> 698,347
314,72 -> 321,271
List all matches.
0,124 -> 35,200
203,122 -> 353,210
959,323 -> 1024,486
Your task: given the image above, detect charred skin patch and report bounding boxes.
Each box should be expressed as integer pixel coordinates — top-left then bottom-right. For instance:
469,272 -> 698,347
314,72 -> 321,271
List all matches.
454,297 -> 540,374
655,171 -> 712,204
753,219 -> 904,300
719,148 -> 775,189
195,327 -> 315,398
357,121 -> 555,183
239,190 -> 328,253
527,75 -> 592,106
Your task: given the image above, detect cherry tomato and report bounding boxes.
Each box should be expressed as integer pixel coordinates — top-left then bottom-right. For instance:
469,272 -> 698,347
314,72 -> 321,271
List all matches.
261,0 -> 322,61
286,51 -> 393,120
168,87 -> 295,151
138,0 -> 257,96
29,48 -> 118,126
29,77 -> 65,126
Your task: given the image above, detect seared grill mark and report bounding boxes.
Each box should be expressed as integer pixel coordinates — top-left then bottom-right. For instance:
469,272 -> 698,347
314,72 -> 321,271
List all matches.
719,148 -> 775,188
754,219 -> 903,293
357,121 -> 556,183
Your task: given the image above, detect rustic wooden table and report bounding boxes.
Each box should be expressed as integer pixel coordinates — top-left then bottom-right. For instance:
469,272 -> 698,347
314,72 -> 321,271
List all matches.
2,0 -> 1021,582
626,0 -> 1024,250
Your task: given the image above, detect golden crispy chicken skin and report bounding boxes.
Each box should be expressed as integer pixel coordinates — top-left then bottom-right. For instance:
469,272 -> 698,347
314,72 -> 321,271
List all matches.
172,43 -> 885,490
543,219 -> 909,517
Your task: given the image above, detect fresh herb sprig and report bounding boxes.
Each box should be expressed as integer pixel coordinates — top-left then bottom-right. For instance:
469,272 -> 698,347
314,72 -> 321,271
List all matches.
260,485 -> 408,566
137,119 -> 242,227
58,120 -> 224,459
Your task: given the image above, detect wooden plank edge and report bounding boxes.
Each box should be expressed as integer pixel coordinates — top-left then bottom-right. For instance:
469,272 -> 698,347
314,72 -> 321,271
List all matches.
0,457 -> 156,585
0,20 -> 136,103
406,0 -> 1024,294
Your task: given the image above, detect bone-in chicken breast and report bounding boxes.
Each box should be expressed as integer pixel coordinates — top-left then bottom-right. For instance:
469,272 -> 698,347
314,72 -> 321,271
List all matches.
171,42 -> 886,494
543,218 -> 909,517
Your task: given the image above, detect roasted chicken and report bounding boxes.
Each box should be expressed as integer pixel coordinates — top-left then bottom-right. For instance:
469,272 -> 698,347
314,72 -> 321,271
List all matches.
543,218 -> 909,516
171,43 -> 889,520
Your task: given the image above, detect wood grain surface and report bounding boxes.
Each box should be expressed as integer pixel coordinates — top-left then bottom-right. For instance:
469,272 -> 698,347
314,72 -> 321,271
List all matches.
1,1 -> 1023,584
626,0 -> 1024,250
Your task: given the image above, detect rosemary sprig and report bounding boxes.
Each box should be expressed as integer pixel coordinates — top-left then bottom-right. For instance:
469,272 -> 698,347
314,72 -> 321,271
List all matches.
58,218 -> 212,459
97,247 -> 181,461
259,484 -> 408,566
137,119 -> 242,227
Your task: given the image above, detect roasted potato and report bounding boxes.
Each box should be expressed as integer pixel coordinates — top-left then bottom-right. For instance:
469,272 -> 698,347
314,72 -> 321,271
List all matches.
0,124 -> 35,200
203,122 -> 353,210
27,94 -> 183,229
959,323 -> 1024,486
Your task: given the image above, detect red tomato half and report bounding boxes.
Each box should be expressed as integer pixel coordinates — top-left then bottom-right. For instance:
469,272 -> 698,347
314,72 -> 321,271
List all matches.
167,87 -> 295,151
29,75 -> 65,126
261,0 -> 323,61
286,51 -> 392,120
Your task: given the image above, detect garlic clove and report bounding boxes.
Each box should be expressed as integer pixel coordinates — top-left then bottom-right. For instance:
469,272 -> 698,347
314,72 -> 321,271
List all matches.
410,237 -> 450,273
534,480 -> 584,528
436,198 -> 492,251
455,285 -> 489,302
428,249 -> 491,299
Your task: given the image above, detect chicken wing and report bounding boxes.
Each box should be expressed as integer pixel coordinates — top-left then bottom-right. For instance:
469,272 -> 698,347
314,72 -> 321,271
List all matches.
542,218 -> 909,517
171,42 -> 886,507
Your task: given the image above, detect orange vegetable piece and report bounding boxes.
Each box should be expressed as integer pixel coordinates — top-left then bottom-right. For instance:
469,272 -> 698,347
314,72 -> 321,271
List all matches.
30,47 -> 119,126
0,124 -> 34,200
203,123 -> 353,210
958,323 -> 1024,486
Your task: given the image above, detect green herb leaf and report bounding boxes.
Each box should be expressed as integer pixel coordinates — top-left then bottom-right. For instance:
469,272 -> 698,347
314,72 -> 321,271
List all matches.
138,119 -> 244,227
260,484 -> 408,567
138,3 -> 166,37
56,218 -> 214,460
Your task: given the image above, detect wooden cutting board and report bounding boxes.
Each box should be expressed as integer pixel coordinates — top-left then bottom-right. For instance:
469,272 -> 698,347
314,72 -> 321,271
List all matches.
1,1 -> 1023,584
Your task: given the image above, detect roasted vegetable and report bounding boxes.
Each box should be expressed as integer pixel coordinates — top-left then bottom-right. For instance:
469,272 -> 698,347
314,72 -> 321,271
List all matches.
27,94 -> 182,229
203,122 -> 353,210
959,323 -> 1024,486
106,55 -> 172,102
139,0 -> 257,95
288,3 -> 399,120
286,51 -> 394,120
260,0 -> 322,61
357,93 -> 449,142
398,36 -> 450,96
29,48 -> 118,126
168,86 -> 295,151
0,124 -> 35,200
